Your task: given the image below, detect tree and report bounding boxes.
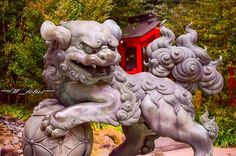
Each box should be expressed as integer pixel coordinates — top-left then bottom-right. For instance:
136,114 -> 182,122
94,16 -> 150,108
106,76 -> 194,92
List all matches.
110,0 -> 145,27
0,0 -> 113,90
155,0 -> 236,69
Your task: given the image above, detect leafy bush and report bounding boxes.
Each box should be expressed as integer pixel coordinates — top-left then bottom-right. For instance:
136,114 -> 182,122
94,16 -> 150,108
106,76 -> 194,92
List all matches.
212,106 -> 236,147
92,123 -> 123,133
195,98 -> 236,147
0,103 -> 32,120
0,0 -> 114,94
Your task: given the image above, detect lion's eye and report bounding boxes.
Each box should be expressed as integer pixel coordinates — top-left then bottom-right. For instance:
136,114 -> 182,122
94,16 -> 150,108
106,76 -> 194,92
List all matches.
78,42 -> 97,54
85,45 -> 94,54
79,43 -> 84,47
76,43 -> 84,49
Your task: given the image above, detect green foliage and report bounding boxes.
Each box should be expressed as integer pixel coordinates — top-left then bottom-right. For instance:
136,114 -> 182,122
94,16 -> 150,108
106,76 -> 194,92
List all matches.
111,0 -> 145,27
195,100 -> 236,147
1,0 -> 45,89
92,123 -> 123,132
0,0 -> 114,96
0,103 -> 32,120
154,0 -> 236,110
155,0 -> 236,69
28,0 -> 113,24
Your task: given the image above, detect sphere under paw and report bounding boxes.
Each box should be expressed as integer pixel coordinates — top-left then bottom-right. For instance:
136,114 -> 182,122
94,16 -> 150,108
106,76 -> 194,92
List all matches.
23,104 -> 93,156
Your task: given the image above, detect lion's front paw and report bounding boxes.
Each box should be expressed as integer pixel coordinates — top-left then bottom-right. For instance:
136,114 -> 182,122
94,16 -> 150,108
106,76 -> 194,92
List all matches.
40,114 -> 68,138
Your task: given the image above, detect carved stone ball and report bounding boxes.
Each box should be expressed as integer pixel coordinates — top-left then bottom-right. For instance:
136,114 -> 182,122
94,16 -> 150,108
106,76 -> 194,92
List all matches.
22,104 -> 93,156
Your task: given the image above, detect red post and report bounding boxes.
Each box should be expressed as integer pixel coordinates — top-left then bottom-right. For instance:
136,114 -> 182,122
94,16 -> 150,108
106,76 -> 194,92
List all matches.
136,44 -> 143,73
118,43 -> 126,69
228,66 -> 236,105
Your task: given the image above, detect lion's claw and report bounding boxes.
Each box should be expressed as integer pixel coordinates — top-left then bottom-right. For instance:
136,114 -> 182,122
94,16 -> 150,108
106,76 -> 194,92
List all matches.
40,114 -> 68,138
51,129 -> 67,138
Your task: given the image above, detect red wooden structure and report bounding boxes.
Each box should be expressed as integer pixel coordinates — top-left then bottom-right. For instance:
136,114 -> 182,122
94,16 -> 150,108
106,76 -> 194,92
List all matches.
228,66 -> 236,106
117,13 -> 236,105
118,13 -> 160,74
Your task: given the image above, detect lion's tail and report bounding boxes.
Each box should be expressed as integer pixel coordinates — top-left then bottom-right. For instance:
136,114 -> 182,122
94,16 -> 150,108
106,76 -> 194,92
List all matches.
199,109 -> 219,141
145,22 -> 223,95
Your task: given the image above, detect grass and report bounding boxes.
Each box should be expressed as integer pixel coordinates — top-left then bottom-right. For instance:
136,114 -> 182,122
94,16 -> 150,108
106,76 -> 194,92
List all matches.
194,97 -> 236,147
213,106 -> 236,147
92,122 -> 123,133
0,103 -> 32,120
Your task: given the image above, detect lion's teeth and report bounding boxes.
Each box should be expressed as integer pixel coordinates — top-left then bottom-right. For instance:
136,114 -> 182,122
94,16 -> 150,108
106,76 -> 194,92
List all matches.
92,65 -> 96,68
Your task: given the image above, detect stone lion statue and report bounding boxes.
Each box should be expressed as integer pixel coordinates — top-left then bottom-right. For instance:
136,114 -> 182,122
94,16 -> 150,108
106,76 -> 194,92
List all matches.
23,19 -> 223,156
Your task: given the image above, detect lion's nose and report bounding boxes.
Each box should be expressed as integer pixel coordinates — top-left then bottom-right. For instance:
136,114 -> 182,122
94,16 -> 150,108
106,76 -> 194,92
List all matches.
97,50 -> 116,62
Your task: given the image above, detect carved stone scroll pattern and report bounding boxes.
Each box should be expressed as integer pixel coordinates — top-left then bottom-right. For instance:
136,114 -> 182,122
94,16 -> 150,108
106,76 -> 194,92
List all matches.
146,23 -> 223,94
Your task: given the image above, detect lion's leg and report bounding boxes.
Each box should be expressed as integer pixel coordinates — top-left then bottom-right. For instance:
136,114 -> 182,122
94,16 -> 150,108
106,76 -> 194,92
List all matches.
169,123 -> 213,156
185,124 -> 213,156
141,95 -> 213,156
110,122 -> 158,156
41,86 -> 122,138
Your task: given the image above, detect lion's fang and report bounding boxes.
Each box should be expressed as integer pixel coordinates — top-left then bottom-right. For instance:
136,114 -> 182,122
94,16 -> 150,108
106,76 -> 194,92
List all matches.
92,65 -> 96,69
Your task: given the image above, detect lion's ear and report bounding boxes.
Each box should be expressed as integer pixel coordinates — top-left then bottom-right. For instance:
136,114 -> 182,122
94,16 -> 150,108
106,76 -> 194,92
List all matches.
103,19 -> 122,41
40,21 -> 71,50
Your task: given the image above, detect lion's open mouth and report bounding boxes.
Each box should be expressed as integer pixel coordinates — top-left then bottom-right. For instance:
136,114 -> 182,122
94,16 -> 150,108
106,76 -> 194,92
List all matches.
70,60 -> 113,77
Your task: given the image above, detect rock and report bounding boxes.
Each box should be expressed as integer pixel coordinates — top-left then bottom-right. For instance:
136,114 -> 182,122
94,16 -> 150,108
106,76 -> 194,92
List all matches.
4,139 -> 12,146
13,144 -> 21,151
16,132 -> 22,138
6,125 -> 15,131
4,121 -> 9,126
2,116 -> 13,121
16,149 -> 23,154
92,127 -> 124,156
0,118 -> 24,156
14,127 -> 23,133
16,120 -> 25,126
1,145 -> 14,151
1,145 -> 20,156
12,137 -> 19,145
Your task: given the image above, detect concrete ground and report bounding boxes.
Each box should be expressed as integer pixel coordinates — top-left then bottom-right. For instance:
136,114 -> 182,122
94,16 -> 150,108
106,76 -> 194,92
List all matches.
141,137 -> 236,156
163,147 -> 236,156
